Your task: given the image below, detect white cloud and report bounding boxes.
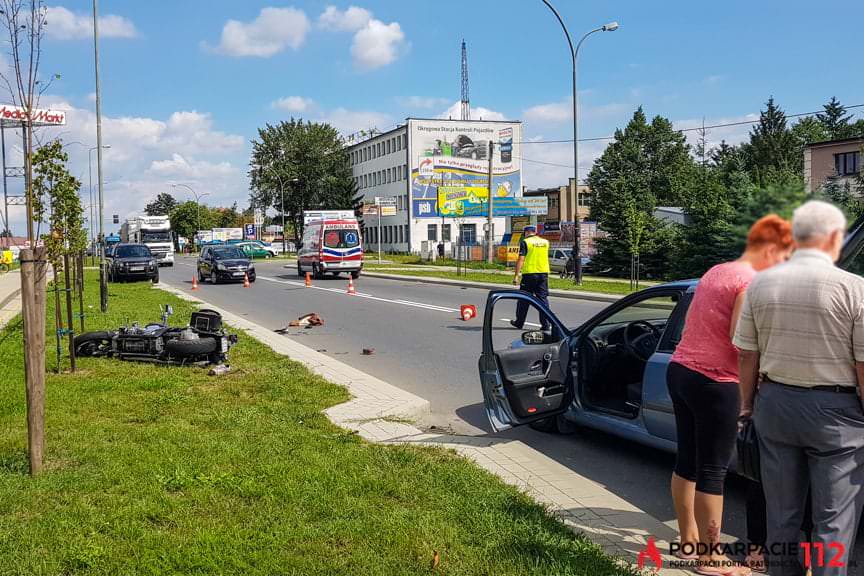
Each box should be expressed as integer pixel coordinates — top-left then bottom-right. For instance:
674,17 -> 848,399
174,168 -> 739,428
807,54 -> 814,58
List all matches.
205,7 -> 309,57
520,140 -> 607,190
523,98 -> 630,124
318,5 -> 371,31
351,19 -> 405,70
318,6 -> 405,71
2,97 -> 249,237
271,96 -> 315,113
148,154 -> 236,179
397,96 -> 450,109
438,101 -> 506,121
45,6 -> 137,40
321,107 -> 393,137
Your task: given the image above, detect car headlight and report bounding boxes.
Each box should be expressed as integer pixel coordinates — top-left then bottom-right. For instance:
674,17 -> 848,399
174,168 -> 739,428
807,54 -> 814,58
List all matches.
217,263 -> 226,271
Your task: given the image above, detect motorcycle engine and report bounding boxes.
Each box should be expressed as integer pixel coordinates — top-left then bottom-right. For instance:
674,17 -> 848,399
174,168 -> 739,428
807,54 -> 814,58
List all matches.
178,328 -> 200,341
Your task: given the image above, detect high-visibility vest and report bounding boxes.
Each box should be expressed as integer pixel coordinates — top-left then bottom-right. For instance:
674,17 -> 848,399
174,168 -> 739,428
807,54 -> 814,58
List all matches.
522,236 -> 550,274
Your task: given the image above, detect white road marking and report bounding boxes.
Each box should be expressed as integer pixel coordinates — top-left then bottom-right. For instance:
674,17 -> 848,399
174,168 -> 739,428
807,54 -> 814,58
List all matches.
174,259 -> 463,315
499,318 -> 542,328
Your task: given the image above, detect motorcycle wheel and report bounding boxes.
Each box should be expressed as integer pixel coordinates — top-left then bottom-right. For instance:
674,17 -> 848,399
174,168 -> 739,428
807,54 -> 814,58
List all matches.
165,337 -> 219,358
74,331 -> 114,356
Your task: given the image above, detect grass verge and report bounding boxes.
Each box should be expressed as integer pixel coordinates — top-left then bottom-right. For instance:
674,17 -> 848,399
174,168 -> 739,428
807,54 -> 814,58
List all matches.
364,268 -> 637,296
0,271 -> 636,575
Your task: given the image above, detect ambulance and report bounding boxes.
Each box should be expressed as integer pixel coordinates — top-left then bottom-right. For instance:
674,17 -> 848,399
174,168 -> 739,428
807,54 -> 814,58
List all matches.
297,211 -> 363,279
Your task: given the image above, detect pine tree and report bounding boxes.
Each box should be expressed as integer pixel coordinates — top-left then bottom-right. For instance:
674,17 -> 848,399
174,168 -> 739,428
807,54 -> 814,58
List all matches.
817,97 -> 853,140
743,97 -> 801,184
145,192 -> 178,216
587,107 -> 696,278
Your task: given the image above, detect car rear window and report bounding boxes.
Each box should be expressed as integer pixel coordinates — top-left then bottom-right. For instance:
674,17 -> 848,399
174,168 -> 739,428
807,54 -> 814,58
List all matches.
116,245 -> 151,258
324,229 -> 360,249
212,247 -> 244,260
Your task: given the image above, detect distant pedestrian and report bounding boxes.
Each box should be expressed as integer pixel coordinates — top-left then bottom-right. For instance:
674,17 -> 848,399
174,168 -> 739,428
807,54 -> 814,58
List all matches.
437,241 -> 445,259
512,225 -> 551,330
667,215 -> 793,575
735,201 -> 864,576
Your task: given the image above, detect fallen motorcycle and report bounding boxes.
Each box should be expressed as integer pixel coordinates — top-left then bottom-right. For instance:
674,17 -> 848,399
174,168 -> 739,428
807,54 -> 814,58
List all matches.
74,305 -> 237,366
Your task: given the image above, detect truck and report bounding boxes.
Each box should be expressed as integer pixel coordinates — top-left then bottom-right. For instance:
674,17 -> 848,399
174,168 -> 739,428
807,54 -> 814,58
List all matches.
120,215 -> 174,266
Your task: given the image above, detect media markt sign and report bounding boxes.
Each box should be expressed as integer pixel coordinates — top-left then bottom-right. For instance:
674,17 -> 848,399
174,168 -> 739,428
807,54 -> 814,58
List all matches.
0,104 -> 66,126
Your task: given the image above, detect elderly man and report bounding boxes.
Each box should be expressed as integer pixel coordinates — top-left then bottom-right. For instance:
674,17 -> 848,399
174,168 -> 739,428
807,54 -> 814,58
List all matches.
734,201 -> 864,576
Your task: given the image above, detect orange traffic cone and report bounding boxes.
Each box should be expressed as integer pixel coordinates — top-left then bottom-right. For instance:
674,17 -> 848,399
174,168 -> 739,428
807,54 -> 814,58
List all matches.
243,272 -> 251,288
305,272 -> 312,287
347,277 -> 357,295
191,275 -> 199,291
460,304 -> 477,321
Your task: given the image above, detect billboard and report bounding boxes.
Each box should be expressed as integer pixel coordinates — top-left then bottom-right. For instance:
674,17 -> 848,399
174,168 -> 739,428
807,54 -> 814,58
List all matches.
410,119 -> 521,218
437,187 -> 547,218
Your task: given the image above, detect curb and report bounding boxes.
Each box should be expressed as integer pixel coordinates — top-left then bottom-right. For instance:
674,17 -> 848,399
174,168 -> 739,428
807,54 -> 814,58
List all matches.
361,271 -> 624,303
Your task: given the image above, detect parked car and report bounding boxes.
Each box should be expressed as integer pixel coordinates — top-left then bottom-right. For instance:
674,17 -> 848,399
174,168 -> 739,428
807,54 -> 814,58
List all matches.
549,248 -> 572,273
478,218 -> 864,451
233,240 -> 276,258
108,243 -> 159,283
197,245 -> 256,285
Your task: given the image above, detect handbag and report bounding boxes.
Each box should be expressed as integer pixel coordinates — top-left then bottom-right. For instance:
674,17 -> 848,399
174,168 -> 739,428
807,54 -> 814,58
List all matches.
736,417 -> 761,483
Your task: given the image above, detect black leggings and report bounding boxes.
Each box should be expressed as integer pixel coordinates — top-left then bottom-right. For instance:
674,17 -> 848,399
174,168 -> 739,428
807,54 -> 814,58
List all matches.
668,362 -> 740,495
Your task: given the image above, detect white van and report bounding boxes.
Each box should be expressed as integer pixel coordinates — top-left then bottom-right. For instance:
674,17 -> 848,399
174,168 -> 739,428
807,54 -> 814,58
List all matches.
297,218 -> 363,279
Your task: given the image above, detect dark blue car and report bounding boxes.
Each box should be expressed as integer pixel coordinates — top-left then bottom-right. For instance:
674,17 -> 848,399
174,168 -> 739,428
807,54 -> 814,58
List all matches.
478,219 -> 864,450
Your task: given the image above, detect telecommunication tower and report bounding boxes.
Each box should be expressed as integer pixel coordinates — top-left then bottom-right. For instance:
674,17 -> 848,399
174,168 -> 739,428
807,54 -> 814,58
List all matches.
460,40 -> 470,121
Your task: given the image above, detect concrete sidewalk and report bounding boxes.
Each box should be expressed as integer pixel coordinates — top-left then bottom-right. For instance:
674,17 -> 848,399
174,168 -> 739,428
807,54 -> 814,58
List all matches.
0,270 -> 22,330
158,282 -> 700,574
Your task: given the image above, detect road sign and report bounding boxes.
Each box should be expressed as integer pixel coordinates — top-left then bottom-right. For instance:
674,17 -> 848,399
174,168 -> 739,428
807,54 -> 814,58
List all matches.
374,197 -> 397,216
244,223 -> 256,239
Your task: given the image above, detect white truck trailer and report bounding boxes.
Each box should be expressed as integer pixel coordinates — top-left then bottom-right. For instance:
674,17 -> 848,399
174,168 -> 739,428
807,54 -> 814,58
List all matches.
120,215 -> 175,266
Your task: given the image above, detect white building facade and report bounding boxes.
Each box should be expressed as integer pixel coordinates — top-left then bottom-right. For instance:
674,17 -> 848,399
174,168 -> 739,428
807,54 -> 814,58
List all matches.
347,118 -> 522,254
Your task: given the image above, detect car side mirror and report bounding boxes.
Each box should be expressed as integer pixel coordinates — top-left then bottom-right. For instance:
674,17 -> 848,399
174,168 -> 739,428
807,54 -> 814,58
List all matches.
521,330 -> 545,345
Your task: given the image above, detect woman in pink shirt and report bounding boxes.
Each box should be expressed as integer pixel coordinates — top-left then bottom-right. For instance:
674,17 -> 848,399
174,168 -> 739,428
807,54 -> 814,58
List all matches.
669,215 -> 793,575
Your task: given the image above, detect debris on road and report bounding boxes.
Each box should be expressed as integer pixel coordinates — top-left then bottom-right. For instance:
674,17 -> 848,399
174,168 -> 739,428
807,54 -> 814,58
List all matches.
460,304 -> 477,321
361,347 -> 375,355
208,364 -> 231,376
274,313 -> 325,333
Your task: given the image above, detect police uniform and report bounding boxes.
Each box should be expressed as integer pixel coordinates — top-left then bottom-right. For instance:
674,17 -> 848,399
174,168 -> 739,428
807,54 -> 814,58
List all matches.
514,233 -> 551,330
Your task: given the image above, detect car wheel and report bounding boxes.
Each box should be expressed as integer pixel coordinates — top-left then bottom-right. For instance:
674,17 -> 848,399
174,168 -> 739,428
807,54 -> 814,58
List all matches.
152,272 -> 160,284
165,337 -> 219,358
350,271 -> 360,280
198,270 -> 205,282
210,271 -> 218,285
313,264 -> 324,280
529,414 -> 577,435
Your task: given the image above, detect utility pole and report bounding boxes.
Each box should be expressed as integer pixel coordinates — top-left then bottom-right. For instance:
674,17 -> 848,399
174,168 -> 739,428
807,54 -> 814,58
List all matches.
1,124 -> 7,236
486,140 -> 494,263
93,0 -> 108,312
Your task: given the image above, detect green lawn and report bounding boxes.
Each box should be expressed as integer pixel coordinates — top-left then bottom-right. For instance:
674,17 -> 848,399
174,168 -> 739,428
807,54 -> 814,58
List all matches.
0,272 -> 635,575
364,268 -> 638,296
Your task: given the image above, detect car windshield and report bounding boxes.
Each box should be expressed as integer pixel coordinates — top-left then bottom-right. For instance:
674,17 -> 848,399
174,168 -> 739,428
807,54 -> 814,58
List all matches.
212,247 -> 245,260
324,229 -> 360,249
142,230 -> 171,243
115,245 -> 151,258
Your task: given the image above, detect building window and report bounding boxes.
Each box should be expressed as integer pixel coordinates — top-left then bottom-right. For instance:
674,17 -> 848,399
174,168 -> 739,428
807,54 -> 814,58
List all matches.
386,140 -> 391,154
403,163 -> 408,180
403,134 -> 407,149
836,151 -> 861,176
442,224 -> 451,242
427,224 -> 438,241
459,224 -> 476,245
397,136 -> 402,152
386,169 -> 391,184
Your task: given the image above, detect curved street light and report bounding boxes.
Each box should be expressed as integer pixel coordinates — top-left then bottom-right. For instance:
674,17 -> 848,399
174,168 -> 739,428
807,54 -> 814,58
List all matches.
540,0 -> 618,284
88,144 -> 110,263
172,183 -> 209,247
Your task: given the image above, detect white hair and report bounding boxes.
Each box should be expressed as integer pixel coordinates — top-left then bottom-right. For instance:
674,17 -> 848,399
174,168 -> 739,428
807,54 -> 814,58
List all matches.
792,200 -> 847,243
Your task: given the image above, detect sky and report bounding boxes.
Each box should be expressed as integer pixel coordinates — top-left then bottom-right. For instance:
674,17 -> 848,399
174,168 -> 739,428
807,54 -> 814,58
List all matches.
3,0 -> 863,236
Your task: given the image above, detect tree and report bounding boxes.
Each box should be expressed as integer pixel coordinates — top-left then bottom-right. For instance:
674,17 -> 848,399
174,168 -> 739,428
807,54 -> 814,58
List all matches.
588,108 -> 697,277
817,97 -> 853,140
31,140 -> 86,262
742,97 -> 801,183
791,116 -> 829,147
144,192 -> 177,216
210,203 -> 243,228
674,173 -> 738,278
249,119 -> 360,241
170,201 -> 214,243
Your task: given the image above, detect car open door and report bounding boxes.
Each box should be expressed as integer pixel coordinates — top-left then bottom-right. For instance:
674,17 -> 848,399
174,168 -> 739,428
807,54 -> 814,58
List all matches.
478,290 -> 575,432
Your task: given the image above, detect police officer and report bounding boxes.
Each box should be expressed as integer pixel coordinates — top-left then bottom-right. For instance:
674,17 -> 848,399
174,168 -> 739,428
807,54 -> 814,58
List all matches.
512,225 -> 551,330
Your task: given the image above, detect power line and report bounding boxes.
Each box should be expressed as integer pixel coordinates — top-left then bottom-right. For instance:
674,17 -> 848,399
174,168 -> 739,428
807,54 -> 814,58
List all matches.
518,103 -> 864,145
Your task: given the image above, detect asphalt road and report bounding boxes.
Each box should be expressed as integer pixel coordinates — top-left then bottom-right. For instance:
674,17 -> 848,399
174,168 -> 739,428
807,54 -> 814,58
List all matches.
158,256 -> 864,566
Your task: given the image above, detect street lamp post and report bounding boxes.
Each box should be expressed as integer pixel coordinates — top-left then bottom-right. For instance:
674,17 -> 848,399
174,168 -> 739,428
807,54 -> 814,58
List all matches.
540,0 -> 617,284
88,145 -> 110,264
172,183 -> 208,249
